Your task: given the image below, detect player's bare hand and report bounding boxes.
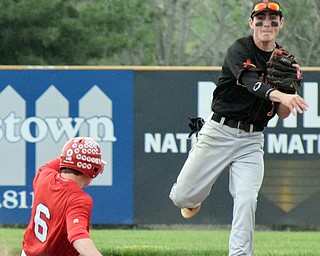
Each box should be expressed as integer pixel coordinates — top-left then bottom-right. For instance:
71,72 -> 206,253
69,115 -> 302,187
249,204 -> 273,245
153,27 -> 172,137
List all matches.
269,90 -> 308,115
281,93 -> 308,115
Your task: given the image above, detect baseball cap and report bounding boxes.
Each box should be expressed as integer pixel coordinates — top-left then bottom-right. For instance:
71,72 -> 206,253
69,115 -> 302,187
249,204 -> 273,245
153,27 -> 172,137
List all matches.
251,0 -> 283,18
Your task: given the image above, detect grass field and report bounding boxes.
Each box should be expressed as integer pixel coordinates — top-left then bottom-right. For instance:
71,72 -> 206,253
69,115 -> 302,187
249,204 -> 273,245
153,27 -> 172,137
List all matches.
1,227 -> 320,256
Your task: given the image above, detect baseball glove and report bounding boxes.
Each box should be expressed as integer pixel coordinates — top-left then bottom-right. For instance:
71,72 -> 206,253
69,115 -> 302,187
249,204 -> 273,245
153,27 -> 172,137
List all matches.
266,48 -> 303,95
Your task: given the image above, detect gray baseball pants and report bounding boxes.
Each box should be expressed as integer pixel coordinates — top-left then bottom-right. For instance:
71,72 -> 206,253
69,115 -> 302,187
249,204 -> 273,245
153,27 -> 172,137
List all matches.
169,114 -> 264,256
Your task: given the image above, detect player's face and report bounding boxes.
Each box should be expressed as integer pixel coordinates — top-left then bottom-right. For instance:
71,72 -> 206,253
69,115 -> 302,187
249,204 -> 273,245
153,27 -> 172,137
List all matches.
249,11 -> 284,44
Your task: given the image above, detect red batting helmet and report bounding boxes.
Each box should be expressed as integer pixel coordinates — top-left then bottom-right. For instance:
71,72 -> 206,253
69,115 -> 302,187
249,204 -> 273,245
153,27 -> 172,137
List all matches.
60,137 -> 106,178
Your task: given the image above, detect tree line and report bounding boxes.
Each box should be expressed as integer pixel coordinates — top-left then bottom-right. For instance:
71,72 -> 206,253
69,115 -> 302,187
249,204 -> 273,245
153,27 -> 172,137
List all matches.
0,0 -> 318,66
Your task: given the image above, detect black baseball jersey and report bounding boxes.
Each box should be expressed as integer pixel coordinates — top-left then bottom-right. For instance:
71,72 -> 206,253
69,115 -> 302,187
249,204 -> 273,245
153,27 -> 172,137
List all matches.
211,35 -> 279,127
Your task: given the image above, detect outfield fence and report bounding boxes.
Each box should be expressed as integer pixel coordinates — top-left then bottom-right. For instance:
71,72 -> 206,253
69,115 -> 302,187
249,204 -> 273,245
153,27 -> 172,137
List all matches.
0,66 -> 319,226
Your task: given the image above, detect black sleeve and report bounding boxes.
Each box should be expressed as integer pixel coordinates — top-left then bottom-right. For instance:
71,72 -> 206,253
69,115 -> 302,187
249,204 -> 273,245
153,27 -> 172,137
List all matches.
241,71 -> 275,100
225,37 -> 274,100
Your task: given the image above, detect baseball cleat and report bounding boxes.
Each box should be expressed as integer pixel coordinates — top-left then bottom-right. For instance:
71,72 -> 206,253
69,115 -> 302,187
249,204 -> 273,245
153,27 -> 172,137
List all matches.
181,204 -> 201,219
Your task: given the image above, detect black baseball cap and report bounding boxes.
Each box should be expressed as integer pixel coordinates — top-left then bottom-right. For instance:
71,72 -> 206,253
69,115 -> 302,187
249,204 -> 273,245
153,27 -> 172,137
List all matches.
251,0 -> 283,18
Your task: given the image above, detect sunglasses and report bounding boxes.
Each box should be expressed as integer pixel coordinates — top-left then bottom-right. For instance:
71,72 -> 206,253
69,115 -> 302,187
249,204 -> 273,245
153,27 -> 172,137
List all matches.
253,2 -> 281,13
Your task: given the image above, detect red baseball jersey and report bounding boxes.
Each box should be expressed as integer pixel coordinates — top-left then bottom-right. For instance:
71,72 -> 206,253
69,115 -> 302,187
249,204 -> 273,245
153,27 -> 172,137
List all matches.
22,158 -> 93,256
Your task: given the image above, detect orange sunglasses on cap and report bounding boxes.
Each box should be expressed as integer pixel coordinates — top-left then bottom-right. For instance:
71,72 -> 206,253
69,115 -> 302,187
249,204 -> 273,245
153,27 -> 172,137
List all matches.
254,2 -> 280,13
251,2 -> 282,18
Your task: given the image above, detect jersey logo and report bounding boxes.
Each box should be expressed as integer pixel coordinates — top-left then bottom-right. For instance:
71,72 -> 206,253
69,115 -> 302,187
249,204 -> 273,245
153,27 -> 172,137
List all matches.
253,82 -> 262,91
243,59 -> 257,70
73,218 -> 79,224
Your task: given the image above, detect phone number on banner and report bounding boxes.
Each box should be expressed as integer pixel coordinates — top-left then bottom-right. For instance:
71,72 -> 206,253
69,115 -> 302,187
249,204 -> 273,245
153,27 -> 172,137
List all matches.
0,190 -> 34,209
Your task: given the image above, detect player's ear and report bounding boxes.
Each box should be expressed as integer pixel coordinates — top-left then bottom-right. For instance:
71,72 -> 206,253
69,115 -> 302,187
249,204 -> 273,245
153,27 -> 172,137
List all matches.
279,17 -> 285,29
249,17 -> 254,30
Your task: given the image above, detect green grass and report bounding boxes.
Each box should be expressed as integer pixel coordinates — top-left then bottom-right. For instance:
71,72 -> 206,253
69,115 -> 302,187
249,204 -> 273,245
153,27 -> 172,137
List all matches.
2,227 -> 320,256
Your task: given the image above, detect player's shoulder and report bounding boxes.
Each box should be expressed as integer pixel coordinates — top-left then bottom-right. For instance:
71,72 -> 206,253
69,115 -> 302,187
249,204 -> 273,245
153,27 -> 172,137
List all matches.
229,35 -> 252,51
225,36 -> 252,61
33,159 -> 60,186
68,187 -> 93,207
38,158 -> 60,174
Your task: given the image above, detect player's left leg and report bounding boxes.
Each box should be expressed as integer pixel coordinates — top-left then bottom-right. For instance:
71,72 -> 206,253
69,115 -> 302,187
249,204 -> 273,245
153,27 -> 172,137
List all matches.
228,131 -> 264,256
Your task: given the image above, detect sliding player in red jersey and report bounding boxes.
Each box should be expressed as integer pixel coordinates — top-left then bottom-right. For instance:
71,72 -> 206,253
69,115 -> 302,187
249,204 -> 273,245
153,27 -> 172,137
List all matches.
22,137 -> 106,256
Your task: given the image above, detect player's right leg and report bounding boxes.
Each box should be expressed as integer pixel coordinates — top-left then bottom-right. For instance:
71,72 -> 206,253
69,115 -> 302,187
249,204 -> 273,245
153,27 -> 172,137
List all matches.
169,119 -> 235,217
180,203 -> 202,218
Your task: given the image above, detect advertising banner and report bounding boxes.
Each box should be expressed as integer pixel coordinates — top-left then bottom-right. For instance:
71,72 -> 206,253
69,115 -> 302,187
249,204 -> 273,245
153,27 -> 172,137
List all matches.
1,67 -> 319,226
0,69 -> 134,224
134,69 -> 320,226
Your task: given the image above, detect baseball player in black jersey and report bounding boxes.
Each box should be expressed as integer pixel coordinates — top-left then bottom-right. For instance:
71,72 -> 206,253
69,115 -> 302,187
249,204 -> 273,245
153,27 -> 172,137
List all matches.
169,1 -> 308,255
